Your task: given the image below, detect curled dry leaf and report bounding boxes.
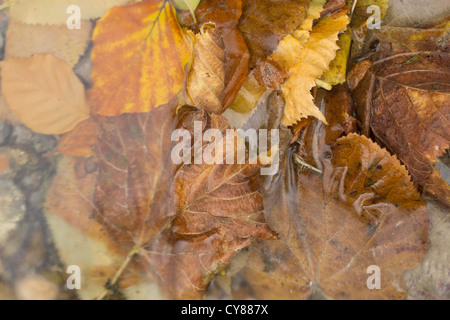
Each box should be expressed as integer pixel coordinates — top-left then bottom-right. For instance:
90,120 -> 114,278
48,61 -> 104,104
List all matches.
46,103 -> 275,299
5,19 -> 93,67
0,54 -> 90,135
281,11 -> 349,126
242,134 -> 429,300
179,0 -> 250,111
238,0 -> 311,69
187,24 -> 226,113
90,0 -> 191,116
349,25 -> 450,207
9,0 -> 136,25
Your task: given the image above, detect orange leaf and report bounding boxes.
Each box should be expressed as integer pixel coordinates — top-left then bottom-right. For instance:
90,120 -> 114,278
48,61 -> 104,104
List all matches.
90,0 -> 191,116
57,119 -> 98,157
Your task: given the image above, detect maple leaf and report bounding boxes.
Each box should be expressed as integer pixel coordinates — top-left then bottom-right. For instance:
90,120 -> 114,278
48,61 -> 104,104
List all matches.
179,0 -> 250,111
242,133 -> 429,299
9,0 -> 136,25
90,0 -> 191,116
5,19 -> 93,67
0,54 -> 90,135
349,25 -> 450,207
45,102 -> 275,299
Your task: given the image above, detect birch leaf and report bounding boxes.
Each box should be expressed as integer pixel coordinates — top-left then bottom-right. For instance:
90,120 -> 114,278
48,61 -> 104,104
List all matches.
90,0 -> 191,116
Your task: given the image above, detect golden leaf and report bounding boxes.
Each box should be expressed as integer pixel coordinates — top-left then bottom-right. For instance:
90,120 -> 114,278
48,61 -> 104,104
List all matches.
90,0 -> 192,116
1,54 -> 90,135
281,11 -> 349,126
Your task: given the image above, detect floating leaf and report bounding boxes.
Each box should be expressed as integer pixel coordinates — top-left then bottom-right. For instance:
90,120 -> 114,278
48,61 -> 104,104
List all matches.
179,0 -> 250,111
187,24 -> 226,113
1,54 -> 90,135
281,11 -> 349,126
90,0 -> 191,116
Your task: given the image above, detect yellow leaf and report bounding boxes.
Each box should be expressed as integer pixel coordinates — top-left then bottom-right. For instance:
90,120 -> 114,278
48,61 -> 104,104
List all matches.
320,29 -> 352,86
281,12 -> 350,126
1,54 -> 90,135
90,0 -> 192,116
230,0 -> 326,114
9,0 -> 136,25
5,19 -> 93,67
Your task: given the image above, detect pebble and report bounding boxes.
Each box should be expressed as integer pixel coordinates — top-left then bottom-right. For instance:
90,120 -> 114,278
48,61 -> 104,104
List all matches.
10,125 -> 34,147
32,134 -> 57,154
0,121 -> 12,145
19,170 -> 44,191
0,179 -> 26,244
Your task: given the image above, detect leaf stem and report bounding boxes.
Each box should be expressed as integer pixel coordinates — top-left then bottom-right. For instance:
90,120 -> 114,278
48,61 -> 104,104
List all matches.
96,245 -> 142,300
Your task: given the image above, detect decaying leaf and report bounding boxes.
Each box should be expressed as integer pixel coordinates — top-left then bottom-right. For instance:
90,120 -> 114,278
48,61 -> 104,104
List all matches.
281,11 -> 349,126
90,0 -> 191,116
1,54 -> 90,135
349,25 -> 450,207
179,0 -> 250,111
187,24 -> 225,113
9,0 -> 136,25
46,102 -> 275,299
242,133 -> 429,299
5,19 -> 93,67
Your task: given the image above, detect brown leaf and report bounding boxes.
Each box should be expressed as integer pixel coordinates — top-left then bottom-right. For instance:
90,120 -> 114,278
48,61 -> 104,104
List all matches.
349,25 -> 450,207
57,119 -> 98,157
187,24 -> 226,113
242,133 -> 429,300
47,102 -> 275,299
1,54 -> 90,135
180,0 -> 249,111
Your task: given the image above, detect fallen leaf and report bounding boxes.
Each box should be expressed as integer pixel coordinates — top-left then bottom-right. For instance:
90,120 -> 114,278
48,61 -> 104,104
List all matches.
90,0 -> 191,116
320,29 -> 351,86
5,19 -> 93,67
46,102 -> 275,299
238,0 -> 311,68
179,0 -> 250,111
1,54 -> 90,135
9,0 -> 136,25
281,11 -> 349,126
349,25 -> 450,207
242,133 -> 429,299
57,119 -> 98,157
187,24 -> 226,113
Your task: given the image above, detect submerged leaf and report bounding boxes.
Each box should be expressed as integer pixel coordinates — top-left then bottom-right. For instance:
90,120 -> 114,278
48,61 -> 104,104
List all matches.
243,134 -> 429,299
349,25 -> 450,207
1,54 -> 90,135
